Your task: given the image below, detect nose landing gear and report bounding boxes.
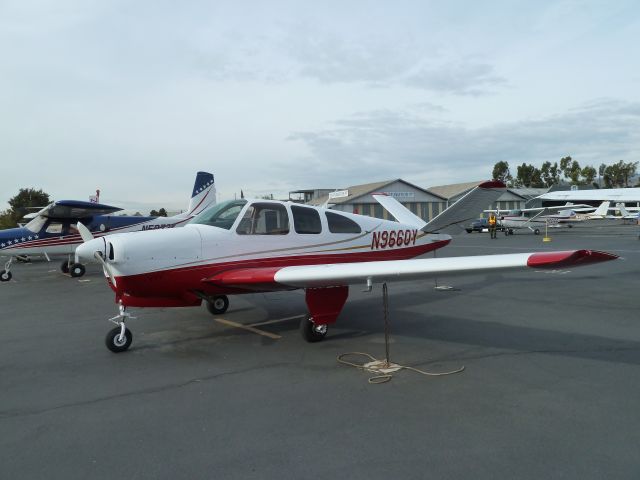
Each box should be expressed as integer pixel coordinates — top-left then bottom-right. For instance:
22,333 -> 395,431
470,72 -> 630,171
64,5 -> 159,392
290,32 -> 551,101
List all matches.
1,258 -> 13,282
105,304 -> 135,353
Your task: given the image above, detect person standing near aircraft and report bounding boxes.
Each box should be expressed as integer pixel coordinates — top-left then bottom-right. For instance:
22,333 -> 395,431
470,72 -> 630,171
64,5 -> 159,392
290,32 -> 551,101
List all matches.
488,212 -> 498,239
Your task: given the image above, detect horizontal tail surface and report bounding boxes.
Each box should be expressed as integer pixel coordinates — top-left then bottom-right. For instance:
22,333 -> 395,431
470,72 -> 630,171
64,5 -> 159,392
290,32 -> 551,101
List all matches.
424,181 -> 506,234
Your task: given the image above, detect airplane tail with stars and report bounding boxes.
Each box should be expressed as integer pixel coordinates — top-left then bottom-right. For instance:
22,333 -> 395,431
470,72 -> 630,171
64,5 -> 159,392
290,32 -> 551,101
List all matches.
185,171 -> 216,217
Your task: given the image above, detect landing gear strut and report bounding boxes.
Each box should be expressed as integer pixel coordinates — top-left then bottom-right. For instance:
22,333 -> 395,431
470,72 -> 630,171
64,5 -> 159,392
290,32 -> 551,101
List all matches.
105,304 -> 135,353
300,314 -> 328,342
1,258 -> 13,282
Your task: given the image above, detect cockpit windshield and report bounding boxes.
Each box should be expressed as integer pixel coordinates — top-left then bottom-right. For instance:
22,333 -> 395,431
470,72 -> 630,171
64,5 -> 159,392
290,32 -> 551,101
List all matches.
24,215 -> 47,233
189,200 -> 247,230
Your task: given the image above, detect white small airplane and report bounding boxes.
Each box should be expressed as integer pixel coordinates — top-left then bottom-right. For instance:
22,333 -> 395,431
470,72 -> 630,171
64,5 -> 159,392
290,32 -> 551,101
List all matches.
72,180 -> 617,353
0,172 -> 216,281
490,202 -> 607,235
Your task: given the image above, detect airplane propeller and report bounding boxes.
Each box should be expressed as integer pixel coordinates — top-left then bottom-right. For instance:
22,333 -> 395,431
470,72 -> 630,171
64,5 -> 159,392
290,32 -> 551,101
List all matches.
76,222 -> 116,285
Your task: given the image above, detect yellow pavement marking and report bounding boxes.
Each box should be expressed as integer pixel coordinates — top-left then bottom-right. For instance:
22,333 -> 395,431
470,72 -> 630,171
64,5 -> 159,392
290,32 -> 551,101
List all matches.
214,318 -> 282,339
249,315 -> 305,327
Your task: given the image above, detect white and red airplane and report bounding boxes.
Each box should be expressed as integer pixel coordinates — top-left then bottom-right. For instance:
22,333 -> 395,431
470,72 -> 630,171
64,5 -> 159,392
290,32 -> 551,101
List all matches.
74,180 -> 617,353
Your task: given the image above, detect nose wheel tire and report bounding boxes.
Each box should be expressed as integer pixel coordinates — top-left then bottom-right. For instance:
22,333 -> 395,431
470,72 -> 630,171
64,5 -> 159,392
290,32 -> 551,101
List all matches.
70,263 -> 86,277
300,315 -> 328,343
105,326 -> 133,353
60,261 -> 70,274
206,295 -> 229,315
0,270 -> 11,282
534,229 -> 540,235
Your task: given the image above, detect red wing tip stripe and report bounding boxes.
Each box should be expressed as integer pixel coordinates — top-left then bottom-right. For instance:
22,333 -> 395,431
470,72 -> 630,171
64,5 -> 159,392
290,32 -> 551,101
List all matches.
479,180 -> 507,189
527,250 -> 618,269
206,267 -> 282,285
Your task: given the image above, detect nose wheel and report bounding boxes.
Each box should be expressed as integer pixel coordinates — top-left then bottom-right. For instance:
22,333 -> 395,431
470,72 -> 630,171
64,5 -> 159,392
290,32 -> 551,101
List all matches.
105,305 -> 136,353
1,258 -> 13,282
300,314 -> 328,342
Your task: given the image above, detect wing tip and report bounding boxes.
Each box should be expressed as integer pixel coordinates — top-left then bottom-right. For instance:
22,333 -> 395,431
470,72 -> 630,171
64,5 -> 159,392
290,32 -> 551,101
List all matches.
527,250 -> 618,269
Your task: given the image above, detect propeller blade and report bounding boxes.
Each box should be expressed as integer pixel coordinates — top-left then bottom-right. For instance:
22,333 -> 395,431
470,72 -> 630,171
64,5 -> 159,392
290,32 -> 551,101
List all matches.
77,222 -> 94,242
93,251 -> 116,286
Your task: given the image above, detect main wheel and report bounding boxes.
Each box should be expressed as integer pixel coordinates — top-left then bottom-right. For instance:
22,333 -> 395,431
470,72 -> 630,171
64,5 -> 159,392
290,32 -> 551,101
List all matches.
0,270 -> 11,282
70,263 -> 86,278
509,229 -> 514,235
105,327 -> 133,353
206,295 -> 229,315
60,260 -> 70,274
534,228 -> 540,235
300,315 -> 328,343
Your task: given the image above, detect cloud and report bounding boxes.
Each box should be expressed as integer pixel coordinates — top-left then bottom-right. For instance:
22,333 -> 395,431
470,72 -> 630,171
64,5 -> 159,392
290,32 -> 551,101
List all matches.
286,99 -> 640,188
191,23 -> 506,95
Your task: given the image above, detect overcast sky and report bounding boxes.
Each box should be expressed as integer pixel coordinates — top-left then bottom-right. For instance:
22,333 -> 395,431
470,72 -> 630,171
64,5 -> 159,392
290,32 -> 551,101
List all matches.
1,0 -> 639,212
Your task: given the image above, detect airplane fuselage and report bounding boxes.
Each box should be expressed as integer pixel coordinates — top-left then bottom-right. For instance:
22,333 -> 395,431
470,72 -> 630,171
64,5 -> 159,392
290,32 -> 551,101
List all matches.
77,200 -> 451,307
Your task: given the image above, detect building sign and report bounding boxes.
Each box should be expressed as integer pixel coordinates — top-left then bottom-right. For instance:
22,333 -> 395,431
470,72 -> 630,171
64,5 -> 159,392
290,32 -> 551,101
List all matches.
383,191 -> 415,199
329,190 -> 349,200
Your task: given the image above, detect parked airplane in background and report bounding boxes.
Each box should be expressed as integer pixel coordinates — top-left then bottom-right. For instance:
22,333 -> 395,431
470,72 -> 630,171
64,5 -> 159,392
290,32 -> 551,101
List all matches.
0,171 -> 216,282
488,203 -> 599,235
73,180 -> 617,353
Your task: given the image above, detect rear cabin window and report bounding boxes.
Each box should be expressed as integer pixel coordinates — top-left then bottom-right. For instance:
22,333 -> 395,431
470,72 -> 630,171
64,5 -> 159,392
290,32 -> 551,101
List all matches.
291,206 -> 322,234
236,203 -> 290,235
325,211 -> 361,234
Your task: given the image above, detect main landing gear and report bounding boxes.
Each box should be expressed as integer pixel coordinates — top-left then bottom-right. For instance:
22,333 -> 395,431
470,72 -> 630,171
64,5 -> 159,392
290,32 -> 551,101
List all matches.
299,314 -> 328,342
206,295 -> 229,315
105,304 -> 135,353
61,257 -> 86,277
203,294 -> 330,343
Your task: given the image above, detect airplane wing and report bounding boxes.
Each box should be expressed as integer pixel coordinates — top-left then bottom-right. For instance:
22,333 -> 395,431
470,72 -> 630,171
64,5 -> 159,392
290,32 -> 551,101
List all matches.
205,250 -> 617,290
41,200 -> 123,218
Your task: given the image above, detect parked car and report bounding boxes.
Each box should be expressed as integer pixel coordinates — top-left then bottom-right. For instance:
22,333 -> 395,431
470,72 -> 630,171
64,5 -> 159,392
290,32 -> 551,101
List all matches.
465,218 -> 504,233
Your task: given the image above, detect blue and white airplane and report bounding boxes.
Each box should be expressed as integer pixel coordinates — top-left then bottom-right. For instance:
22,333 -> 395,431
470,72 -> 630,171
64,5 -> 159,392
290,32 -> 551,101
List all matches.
0,171 -> 215,281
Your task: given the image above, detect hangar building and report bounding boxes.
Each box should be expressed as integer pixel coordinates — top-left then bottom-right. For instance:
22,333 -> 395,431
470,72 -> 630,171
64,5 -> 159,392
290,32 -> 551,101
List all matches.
308,179 -> 447,221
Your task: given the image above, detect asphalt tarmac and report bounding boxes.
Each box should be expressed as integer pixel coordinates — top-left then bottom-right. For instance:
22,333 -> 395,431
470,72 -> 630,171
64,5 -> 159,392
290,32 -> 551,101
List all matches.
1,228 -> 639,479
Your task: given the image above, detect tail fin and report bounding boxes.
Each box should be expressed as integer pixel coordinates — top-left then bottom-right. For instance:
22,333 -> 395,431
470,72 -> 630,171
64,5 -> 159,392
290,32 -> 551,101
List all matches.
372,194 -> 427,229
616,203 -> 631,217
423,181 -> 506,234
187,172 -> 216,216
592,201 -> 610,217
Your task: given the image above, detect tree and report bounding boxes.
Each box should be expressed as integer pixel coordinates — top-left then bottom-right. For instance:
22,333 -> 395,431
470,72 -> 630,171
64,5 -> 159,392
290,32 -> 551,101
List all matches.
492,161 -> 512,184
3,188 -> 50,228
150,208 -> 168,217
559,156 -> 573,179
514,163 -> 544,188
598,163 -> 607,187
581,166 -> 597,186
540,161 -> 560,187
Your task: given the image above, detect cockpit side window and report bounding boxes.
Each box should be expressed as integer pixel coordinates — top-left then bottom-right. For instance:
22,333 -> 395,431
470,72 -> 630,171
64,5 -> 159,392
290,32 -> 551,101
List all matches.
236,203 -> 290,235
325,211 -> 362,233
291,206 -> 322,234
189,200 -> 247,230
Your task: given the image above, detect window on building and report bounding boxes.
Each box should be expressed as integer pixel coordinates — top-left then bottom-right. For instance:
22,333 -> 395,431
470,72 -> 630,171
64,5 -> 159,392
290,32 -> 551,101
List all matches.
326,211 -> 361,233
291,205 -> 322,234
373,204 -> 383,219
237,203 -> 290,235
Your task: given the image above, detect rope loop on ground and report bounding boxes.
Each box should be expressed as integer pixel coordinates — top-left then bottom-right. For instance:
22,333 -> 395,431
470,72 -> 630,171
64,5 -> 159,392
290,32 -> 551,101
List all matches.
337,352 -> 465,384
